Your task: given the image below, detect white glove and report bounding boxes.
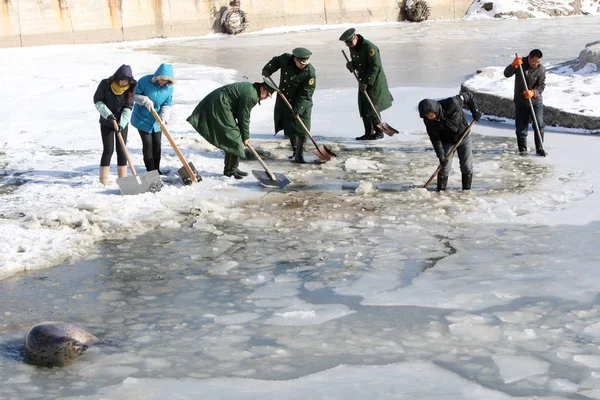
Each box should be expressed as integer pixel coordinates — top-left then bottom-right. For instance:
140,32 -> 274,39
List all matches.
134,95 -> 154,111
159,106 -> 171,125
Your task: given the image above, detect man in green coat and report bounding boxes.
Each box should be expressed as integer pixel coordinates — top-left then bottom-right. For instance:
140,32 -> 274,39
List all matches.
262,47 -> 316,163
186,79 -> 276,179
340,28 -> 394,141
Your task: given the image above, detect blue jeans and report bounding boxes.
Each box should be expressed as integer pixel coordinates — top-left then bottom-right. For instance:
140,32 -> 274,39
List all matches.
515,102 -> 544,138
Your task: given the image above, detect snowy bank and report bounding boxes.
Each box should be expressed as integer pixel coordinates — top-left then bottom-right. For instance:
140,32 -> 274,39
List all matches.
465,0 -> 600,19
461,41 -> 600,131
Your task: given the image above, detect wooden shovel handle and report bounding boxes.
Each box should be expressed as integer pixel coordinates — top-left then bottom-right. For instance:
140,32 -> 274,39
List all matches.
115,130 -> 137,176
265,76 -> 321,150
149,107 -> 198,183
247,143 -> 276,181
423,120 -> 475,189
342,50 -> 384,125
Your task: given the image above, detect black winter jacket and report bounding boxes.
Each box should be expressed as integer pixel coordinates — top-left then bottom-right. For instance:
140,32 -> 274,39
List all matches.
93,65 -> 137,128
503,57 -> 546,106
418,92 -> 479,161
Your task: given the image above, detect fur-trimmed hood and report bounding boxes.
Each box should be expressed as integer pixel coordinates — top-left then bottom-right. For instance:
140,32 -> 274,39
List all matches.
151,63 -> 176,84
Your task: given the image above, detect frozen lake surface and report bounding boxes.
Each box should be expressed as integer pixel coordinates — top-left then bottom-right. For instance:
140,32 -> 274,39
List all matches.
2,17 -> 600,400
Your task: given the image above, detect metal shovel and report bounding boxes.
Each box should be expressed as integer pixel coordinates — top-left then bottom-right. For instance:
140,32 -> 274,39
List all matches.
265,76 -> 336,162
342,50 -> 399,136
149,108 -> 201,185
247,143 -> 290,188
115,130 -> 163,195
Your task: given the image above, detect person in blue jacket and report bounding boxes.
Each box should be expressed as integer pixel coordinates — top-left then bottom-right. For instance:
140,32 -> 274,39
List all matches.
93,64 -> 137,185
131,63 -> 176,174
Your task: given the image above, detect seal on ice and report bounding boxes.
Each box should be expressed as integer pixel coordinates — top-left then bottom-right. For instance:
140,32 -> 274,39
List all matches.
24,322 -> 99,367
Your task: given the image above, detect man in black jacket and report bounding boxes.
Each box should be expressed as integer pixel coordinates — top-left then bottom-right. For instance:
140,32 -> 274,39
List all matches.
503,49 -> 547,156
418,92 -> 481,191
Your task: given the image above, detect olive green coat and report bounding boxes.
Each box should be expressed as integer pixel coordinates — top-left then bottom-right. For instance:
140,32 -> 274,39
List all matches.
186,82 -> 258,158
262,53 -> 316,138
348,35 -> 393,118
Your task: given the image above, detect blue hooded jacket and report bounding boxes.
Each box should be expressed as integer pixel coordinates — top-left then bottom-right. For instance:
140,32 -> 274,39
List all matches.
131,63 -> 175,133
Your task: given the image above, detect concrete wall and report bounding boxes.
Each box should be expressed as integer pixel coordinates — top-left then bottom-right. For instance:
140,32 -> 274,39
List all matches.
0,0 -> 472,48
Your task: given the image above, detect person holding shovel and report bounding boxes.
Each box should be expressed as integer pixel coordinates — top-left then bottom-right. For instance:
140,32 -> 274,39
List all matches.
93,64 -> 137,185
131,63 -> 176,174
339,28 -> 393,141
261,47 -> 316,164
503,49 -> 547,156
418,92 -> 481,191
186,79 -> 277,179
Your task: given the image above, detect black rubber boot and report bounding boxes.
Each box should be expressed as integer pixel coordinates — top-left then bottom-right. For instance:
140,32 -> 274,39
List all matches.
294,136 -> 307,164
462,172 -> 473,190
288,137 -> 297,159
437,174 -> 448,192
517,137 -> 528,155
224,153 -> 243,179
143,157 -> 155,172
535,130 -> 547,156
356,117 -> 375,140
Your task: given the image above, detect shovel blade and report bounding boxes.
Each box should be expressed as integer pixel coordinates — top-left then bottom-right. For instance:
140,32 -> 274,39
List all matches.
252,170 -> 290,188
117,170 -> 163,195
377,122 -> 399,137
176,162 -> 202,185
311,145 -> 336,162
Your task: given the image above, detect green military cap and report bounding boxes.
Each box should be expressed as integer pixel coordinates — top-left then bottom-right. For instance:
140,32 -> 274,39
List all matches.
339,28 -> 356,42
292,48 -> 312,65
262,77 -> 279,94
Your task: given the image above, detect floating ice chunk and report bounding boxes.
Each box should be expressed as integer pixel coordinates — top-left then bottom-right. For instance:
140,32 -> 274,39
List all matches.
264,303 -> 354,326
492,355 -> 550,383
344,157 -> 380,173
355,181 -> 375,195
583,322 -> 600,337
547,378 -> 578,393
215,312 -> 260,325
574,354 -> 600,368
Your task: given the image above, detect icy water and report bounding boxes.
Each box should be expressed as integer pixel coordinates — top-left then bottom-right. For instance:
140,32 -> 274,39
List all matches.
1,134 -> 591,398
2,18 -> 600,399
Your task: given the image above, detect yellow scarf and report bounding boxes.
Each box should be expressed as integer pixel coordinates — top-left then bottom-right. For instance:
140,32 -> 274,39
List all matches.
111,81 -> 130,95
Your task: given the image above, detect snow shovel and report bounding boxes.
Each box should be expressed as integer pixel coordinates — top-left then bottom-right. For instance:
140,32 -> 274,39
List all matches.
247,143 -> 290,188
265,76 -> 336,162
149,108 -> 201,185
423,120 -> 475,189
342,50 -> 399,136
115,130 -> 163,195
515,53 -> 546,155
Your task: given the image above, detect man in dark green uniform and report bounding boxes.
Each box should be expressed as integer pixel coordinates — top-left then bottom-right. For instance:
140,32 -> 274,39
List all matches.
262,47 -> 316,163
186,79 -> 276,179
340,28 -> 393,141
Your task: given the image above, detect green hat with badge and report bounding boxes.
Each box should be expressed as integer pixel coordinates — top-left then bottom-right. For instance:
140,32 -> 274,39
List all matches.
262,77 -> 279,94
292,47 -> 312,65
339,28 -> 356,42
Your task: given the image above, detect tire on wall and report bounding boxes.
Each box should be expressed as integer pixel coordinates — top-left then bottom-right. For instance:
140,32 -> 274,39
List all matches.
222,8 -> 248,35
407,0 -> 431,22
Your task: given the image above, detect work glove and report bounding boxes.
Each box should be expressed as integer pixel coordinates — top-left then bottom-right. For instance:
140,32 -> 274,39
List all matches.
511,57 -> 523,68
140,96 -> 154,111
472,110 -> 482,122
345,61 -> 354,73
262,69 -> 271,78
360,83 -> 368,91
523,90 -> 535,99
